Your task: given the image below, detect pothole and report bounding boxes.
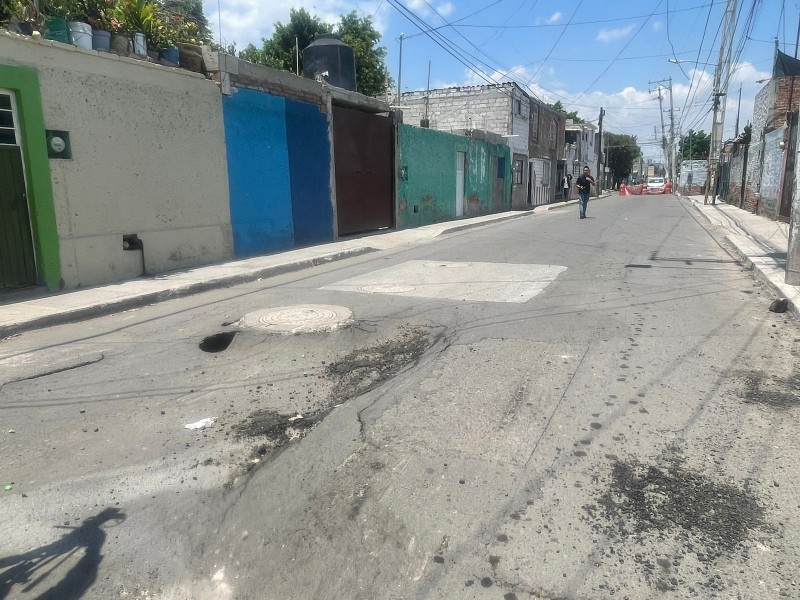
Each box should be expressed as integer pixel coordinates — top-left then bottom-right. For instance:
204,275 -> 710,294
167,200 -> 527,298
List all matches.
237,305 -> 353,335
199,331 -> 237,353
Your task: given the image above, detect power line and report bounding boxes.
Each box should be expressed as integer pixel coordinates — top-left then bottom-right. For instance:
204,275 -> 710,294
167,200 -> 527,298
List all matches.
567,0 -> 667,109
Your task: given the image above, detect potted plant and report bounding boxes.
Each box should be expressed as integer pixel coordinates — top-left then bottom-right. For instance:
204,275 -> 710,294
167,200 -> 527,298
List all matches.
65,0 -> 93,49
3,0 -> 42,36
82,0 -> 118,50
117,0 -> 155,55
40,0 -> 73,43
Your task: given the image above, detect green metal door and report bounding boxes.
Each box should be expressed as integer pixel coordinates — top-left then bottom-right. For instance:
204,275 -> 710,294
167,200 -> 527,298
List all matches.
0,93 -> 37,288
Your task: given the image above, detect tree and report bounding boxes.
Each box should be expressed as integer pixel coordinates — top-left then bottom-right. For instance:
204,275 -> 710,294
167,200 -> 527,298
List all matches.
549,100 -> 584,123
679,129 -> 711,161
160,0 -> 211,43
335,11 -> 389,97
605,132 -> 642,183
242,8 -> 332,72
238,9 -> 390,97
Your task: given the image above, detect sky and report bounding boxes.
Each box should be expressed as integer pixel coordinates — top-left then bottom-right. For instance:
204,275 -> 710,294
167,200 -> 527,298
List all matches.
203,0 -> 794,161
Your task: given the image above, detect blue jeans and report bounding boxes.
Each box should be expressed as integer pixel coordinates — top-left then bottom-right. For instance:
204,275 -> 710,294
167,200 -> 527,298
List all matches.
579,192 -> 589,216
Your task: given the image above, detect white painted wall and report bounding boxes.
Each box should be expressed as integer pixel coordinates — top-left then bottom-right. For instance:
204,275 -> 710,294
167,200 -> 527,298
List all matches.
0,33 -> 232,288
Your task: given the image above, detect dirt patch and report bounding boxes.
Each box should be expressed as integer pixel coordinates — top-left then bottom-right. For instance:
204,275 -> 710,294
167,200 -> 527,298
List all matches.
591,458 -> 765,553
325,327 -> 431,402
735,369 -> 800,409
229,409 -> 324,483
584,458 -> 768,594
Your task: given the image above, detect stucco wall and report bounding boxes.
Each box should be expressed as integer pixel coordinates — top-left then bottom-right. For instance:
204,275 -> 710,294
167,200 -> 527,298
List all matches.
223,89 -> 294,257
397,125 -> 510,228
759,127 -> 785,219
0,33 -> 232,288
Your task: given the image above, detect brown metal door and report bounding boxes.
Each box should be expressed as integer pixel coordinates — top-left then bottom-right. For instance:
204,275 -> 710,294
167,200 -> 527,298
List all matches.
0,146 -> 37,289
332,105 -> 393,236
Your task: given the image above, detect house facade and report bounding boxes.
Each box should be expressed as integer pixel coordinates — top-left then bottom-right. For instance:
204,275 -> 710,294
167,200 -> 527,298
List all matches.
528,100 -> 565,205
399,82 -> 531,209
564,120 -> 597,187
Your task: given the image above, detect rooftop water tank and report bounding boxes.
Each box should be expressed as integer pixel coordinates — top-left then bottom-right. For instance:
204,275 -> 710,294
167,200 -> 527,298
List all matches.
302,34 -> 357,92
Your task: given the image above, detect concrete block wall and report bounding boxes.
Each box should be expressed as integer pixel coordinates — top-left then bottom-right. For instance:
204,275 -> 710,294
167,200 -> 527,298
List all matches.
0,32 -> 232,289
400,84 -> 512,135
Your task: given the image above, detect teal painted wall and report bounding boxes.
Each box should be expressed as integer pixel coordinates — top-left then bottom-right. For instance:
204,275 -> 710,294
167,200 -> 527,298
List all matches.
397,125 -> 511,229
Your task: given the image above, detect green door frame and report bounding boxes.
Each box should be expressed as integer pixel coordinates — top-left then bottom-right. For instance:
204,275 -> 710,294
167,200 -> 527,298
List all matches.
0,65 -> 60,290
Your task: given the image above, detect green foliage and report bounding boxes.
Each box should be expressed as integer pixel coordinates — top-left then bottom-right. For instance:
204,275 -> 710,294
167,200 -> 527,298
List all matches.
549,100 -> 584,123
159,0 -> 210,43
679,129 -> 711,160
237,8 -> 390,96
336,11 -> 389,96
605,132 -> 642,182
243,8 -> 332,71
80,0 -> 119,31
115,0 -> 156,34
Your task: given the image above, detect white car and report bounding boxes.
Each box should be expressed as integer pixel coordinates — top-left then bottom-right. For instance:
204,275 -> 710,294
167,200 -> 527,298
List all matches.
647,177 -> 666,194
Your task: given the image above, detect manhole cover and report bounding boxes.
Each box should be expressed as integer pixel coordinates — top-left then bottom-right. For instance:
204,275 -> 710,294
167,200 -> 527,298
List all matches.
237,305 -> 353,334
360,284 -> 416,293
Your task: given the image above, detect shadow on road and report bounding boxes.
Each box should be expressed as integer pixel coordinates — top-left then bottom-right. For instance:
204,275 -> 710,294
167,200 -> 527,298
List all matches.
0,507 -> 124,599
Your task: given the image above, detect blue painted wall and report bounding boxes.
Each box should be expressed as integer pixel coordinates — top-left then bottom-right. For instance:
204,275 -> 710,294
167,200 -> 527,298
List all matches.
222,89 -> 294,257
285,99 -> 333,246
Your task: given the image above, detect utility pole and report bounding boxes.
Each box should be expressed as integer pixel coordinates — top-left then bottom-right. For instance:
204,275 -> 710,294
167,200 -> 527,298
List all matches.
423,60 -> 431,127
668,78 -> 676,185
396,33 -> 405,104
734,84 -> 742,137
596,107 -> 604,197
656,87 -> 668,176
786,13 -> 800,284
651,78 -> 677,183
704,0 -> 737,205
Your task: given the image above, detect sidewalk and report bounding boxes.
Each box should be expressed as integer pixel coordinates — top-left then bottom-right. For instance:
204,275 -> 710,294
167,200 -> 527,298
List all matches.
1,210 -> 545,337
679,194 -> 799,318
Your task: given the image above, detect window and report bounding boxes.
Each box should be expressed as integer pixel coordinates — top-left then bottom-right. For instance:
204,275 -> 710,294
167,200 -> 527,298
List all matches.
550,119 -> 556,149
514,98 -> 522,115
530,104 -> 539,141
0,92 -> 18,146
497,157 -> 506,179
513,159 -> 524,184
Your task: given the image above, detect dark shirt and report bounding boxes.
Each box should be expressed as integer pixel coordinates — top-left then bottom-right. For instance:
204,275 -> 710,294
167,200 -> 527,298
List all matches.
576,175 -> 594,193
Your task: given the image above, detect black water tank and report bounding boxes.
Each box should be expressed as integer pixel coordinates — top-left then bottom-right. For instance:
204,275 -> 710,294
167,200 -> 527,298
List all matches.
302,34 -> 357,92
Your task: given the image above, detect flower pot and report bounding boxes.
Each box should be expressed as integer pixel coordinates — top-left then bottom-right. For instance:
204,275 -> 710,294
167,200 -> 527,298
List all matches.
159,45 -> 179,65
68,21 -> 93,49
18,22 -> 34,36
132,32 -> 146,55
177,43 -> 203,72
110,33 -> 130,53
43,16 -> 69,44
92,29 -> 111,50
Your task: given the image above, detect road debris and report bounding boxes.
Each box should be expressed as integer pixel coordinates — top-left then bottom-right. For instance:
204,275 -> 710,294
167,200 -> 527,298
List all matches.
185,418 -> 216,430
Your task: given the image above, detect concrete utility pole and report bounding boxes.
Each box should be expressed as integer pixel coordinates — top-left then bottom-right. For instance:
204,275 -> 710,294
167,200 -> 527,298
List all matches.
668,78 -> 676,185
596,107 -> 605,197
396,33 -> 405,104
704,0 -> 737,205
656,87 -> 668,176
734,84 -> 742,137
787,14 -> 800,285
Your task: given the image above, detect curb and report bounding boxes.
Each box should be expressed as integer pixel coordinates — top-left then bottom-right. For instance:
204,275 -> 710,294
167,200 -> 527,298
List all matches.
431,210 -> 535,235
0,247 -> 376,338
679,194 -> 800,320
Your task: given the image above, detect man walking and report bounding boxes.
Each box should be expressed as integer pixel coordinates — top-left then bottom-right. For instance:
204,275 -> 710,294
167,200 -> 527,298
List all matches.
575,166 -> 595,219
562,172 -> 572,200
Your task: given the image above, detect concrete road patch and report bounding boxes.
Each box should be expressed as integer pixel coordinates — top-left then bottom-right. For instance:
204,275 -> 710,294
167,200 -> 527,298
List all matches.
322,260 -> 567,303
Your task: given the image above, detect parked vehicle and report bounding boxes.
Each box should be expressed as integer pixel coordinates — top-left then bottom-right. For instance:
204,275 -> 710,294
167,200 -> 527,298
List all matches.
647,177 -> 666,194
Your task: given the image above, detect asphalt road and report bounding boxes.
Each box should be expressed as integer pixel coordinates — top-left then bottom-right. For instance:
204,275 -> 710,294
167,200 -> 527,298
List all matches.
1,193 -> 798,600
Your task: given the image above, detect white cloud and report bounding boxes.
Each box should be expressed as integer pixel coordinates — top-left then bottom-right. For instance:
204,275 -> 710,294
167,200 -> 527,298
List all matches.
437,2 -> 454,17
546,11 -> 563,25
652,21 -> 663,31
596,24 -> 635,43
205,0 -> 387,49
